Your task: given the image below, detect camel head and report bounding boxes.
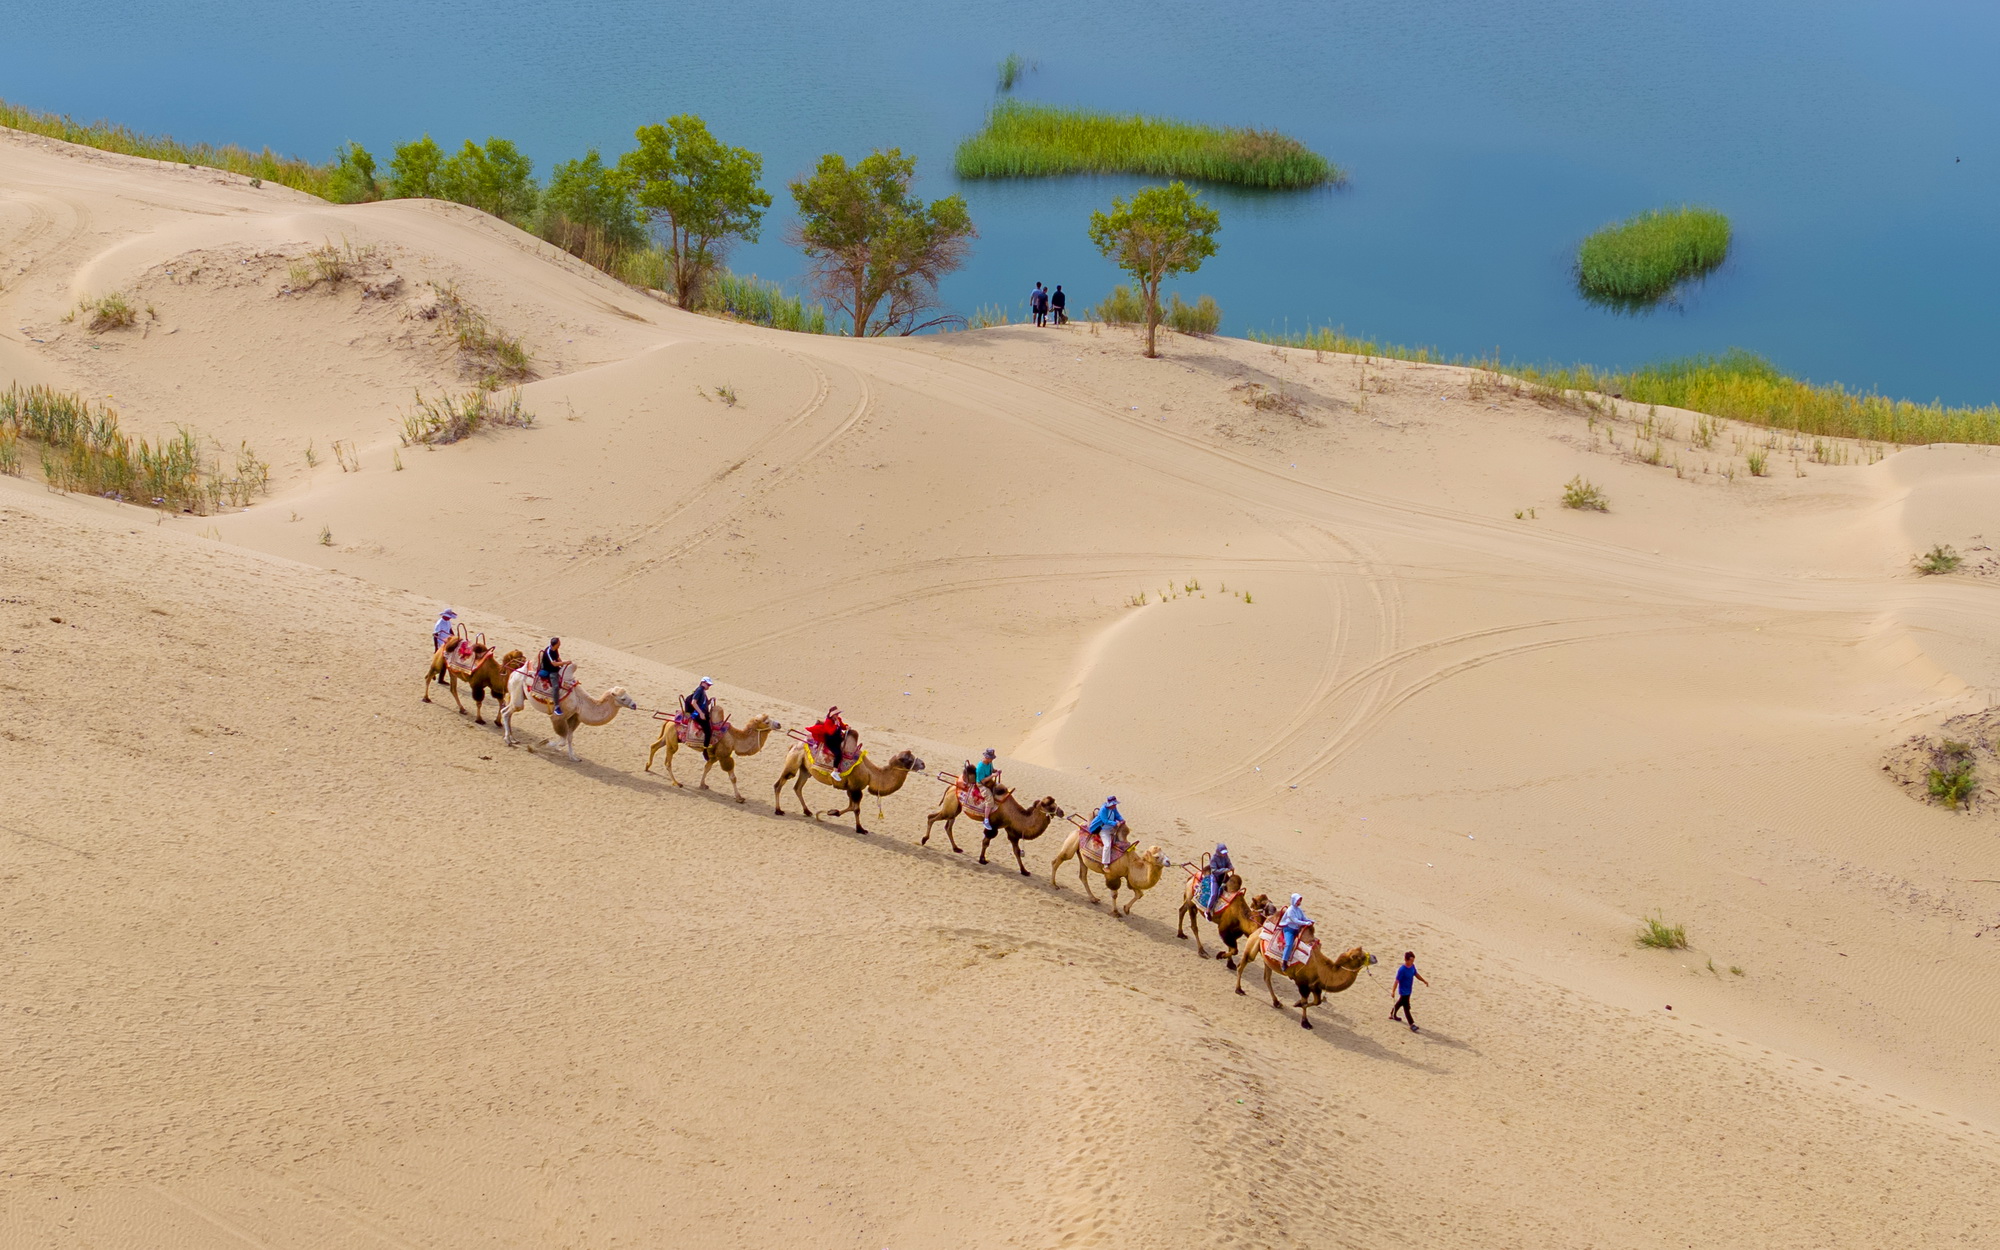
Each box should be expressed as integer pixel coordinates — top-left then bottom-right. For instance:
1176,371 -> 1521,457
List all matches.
499,649 -> 526,672
1140,845 -> 1170,867
1248,893 -> 1272,917
1331,947 -> 1374,972
609,687 -> 639,710
1032,796 -> 1064,818
889,750 -> 927,773
743,714 -> 777,732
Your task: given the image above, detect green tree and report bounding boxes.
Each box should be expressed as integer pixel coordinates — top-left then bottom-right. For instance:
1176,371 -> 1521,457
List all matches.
1086,181 -> 1220,357
388,135 -> 444,199
541,149 -> 643,258
326,142 -> 381,204
789,149 -> 975,336
618,115 -> 771,307
437,138 -> 538,222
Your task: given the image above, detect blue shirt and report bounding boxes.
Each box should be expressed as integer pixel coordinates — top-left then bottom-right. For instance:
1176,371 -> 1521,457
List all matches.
1395,964 -> 1417,995
975,760 -> 995,783
1087,805 -> 1121,835
1280,901 -> 1309,928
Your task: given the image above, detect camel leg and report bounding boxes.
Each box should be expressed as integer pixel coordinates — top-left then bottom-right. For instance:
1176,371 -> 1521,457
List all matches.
847,790 -> 870,836
471,686 -> 488,725
1009,834 -> 1030,877
1234,947 -> 1253,995
448,674 -> 468,716
1299,990 -> 1314,1030
772,767 -> 790,815
696,753 -> 714,791
1049,846 -> 1071,890
645,729 -> 670,774
1266,965 -> 1283,1010
941,814 -> 962,853
721,758 -> 744,804
1076,856 -> 1102,904
422,665 -> 435,704
794,769 -> 815,819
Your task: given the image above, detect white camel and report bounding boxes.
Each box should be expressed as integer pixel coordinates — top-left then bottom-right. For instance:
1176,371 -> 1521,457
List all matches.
500,668 -> 638,761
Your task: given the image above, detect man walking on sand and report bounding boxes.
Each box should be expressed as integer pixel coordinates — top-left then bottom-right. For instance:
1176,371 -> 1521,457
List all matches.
1391,951 -> 1428,1032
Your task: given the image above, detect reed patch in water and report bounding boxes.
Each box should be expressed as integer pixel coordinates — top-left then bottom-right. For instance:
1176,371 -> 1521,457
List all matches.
955,101 -> 1340,189
1576,206 -> 1730,305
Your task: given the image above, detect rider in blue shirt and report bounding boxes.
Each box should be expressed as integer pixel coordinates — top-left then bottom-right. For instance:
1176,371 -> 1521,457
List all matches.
1278,894 -> 1312,962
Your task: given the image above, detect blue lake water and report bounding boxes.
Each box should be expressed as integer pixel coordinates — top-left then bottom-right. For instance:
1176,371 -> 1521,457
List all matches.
8,0 -> 1998,402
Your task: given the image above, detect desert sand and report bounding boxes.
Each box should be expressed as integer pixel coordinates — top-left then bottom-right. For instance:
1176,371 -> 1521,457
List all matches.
4,124 -> 2000,1247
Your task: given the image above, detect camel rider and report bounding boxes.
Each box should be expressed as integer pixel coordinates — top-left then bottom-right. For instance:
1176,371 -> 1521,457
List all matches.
1086,797 -> 1126,860
684,677 -> 716,747
808,707 -> 850,770
976,752 -> 1008,828
432,609 -> 459,651
1279,894 -> 1312,964
536,637 -> 564,711
1204,843 -> 1233,904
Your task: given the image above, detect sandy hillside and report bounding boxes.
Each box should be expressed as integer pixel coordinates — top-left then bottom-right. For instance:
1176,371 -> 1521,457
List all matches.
5,125 -> 2000,1247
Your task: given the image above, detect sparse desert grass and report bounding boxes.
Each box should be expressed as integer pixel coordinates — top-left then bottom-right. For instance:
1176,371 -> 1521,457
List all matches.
714,384 -> 739,407
0,425 -> 19,475
0,383 -> 267,512
1913,543 -> 1962,575
0,95 -> 338,197
1577,206 -> 1731,304
429,285 -> 534,384
955,100 -> 1340,189
966,303 -> 1014,329
1637,914 -> 1689,950
318,524 -> 334,546
1746,448 -> 1769,476
287,239 -> 378,291
85,292 -> 138,332
399,387 -> 534,446
1234,381 -> 1302,418
695,271 -> 830,335
1927,740 -> 1977,810
331,440 -> 361,472
1561,476 -> 1609,511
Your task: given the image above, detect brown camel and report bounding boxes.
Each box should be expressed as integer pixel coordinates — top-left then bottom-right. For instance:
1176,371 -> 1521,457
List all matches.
773,743 -> 927,834
1234,928 -> 1375,1029
423,645 -> 525,724
923,784 -> 1065,873
1049,827 -> 1171,917
499,667 -> 639,762
645,711 -> 781,802
1177,871 -> 1273,968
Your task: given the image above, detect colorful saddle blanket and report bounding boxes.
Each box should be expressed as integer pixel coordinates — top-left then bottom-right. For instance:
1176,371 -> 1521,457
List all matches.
1079,827 -> 1129,867
1257,920 -> 1318,968
807,738 -> 858,777
1190,869 -> 1240,919
957,782 -> 996,820
529,662 -> 577,710
675,714 -> 726,746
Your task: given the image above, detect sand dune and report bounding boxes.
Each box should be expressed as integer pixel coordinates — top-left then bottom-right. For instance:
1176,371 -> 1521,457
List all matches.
5,124 -> 2000,1246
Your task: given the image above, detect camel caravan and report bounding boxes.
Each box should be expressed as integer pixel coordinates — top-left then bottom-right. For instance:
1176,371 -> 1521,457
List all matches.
422,613 -> 1379,1029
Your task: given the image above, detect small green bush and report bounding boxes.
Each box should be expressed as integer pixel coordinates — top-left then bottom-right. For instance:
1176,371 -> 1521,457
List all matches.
1927,740 -> 1976,810
1561,476 -> 1608,511
1094,284 -> 1147,325
87,292 -> 137,332
1913,544 -> 1962,575
695,271 -> 830,335
1577,206 -> 1731,304
398,387 -> 534,446
1164,293 -> 1221,335
1637,914 -> 1689,950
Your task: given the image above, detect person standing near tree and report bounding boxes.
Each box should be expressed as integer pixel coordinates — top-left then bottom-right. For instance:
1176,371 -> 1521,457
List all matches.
1390,950 -> 1430,1033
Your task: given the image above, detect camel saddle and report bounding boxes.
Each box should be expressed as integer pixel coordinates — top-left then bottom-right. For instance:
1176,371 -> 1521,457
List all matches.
807,737 -> 858,777
444,634 -> 490,678
1258,920 -> 1318,969
956,781 -> 996,820
1079,827 -> 1129,867
1187,867 -> 1241,919
529,661 -> 577,710
674,713 -> 725,746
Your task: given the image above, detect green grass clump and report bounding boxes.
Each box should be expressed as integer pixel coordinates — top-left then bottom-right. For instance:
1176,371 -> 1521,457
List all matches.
696,271 -> 831,335
1249,325 -> 1447,364
399,387 -> 533,446
1927,740 -> 1976,810
0,383 -> 267,512
1637,914 -> 1689,950
1560,476 -> 1608,511
1577,205 -> 1731,304
955,101 -> 1340,190
997,53 -> 1032,92
1095,285 -> 1146,325
0,95 -> 336,197
1913,543 -> 1961,575
85,292 -> 137,332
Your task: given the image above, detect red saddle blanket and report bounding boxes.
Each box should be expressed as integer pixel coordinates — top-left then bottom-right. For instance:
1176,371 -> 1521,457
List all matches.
1257,920 -> 1318,969
957,782 -> 996,819
1078,828 -> 1129,867
444,640 -> 489,678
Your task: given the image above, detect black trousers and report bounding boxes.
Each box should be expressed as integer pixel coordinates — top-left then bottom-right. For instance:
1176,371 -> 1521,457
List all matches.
1391,994 -> 1415,1024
